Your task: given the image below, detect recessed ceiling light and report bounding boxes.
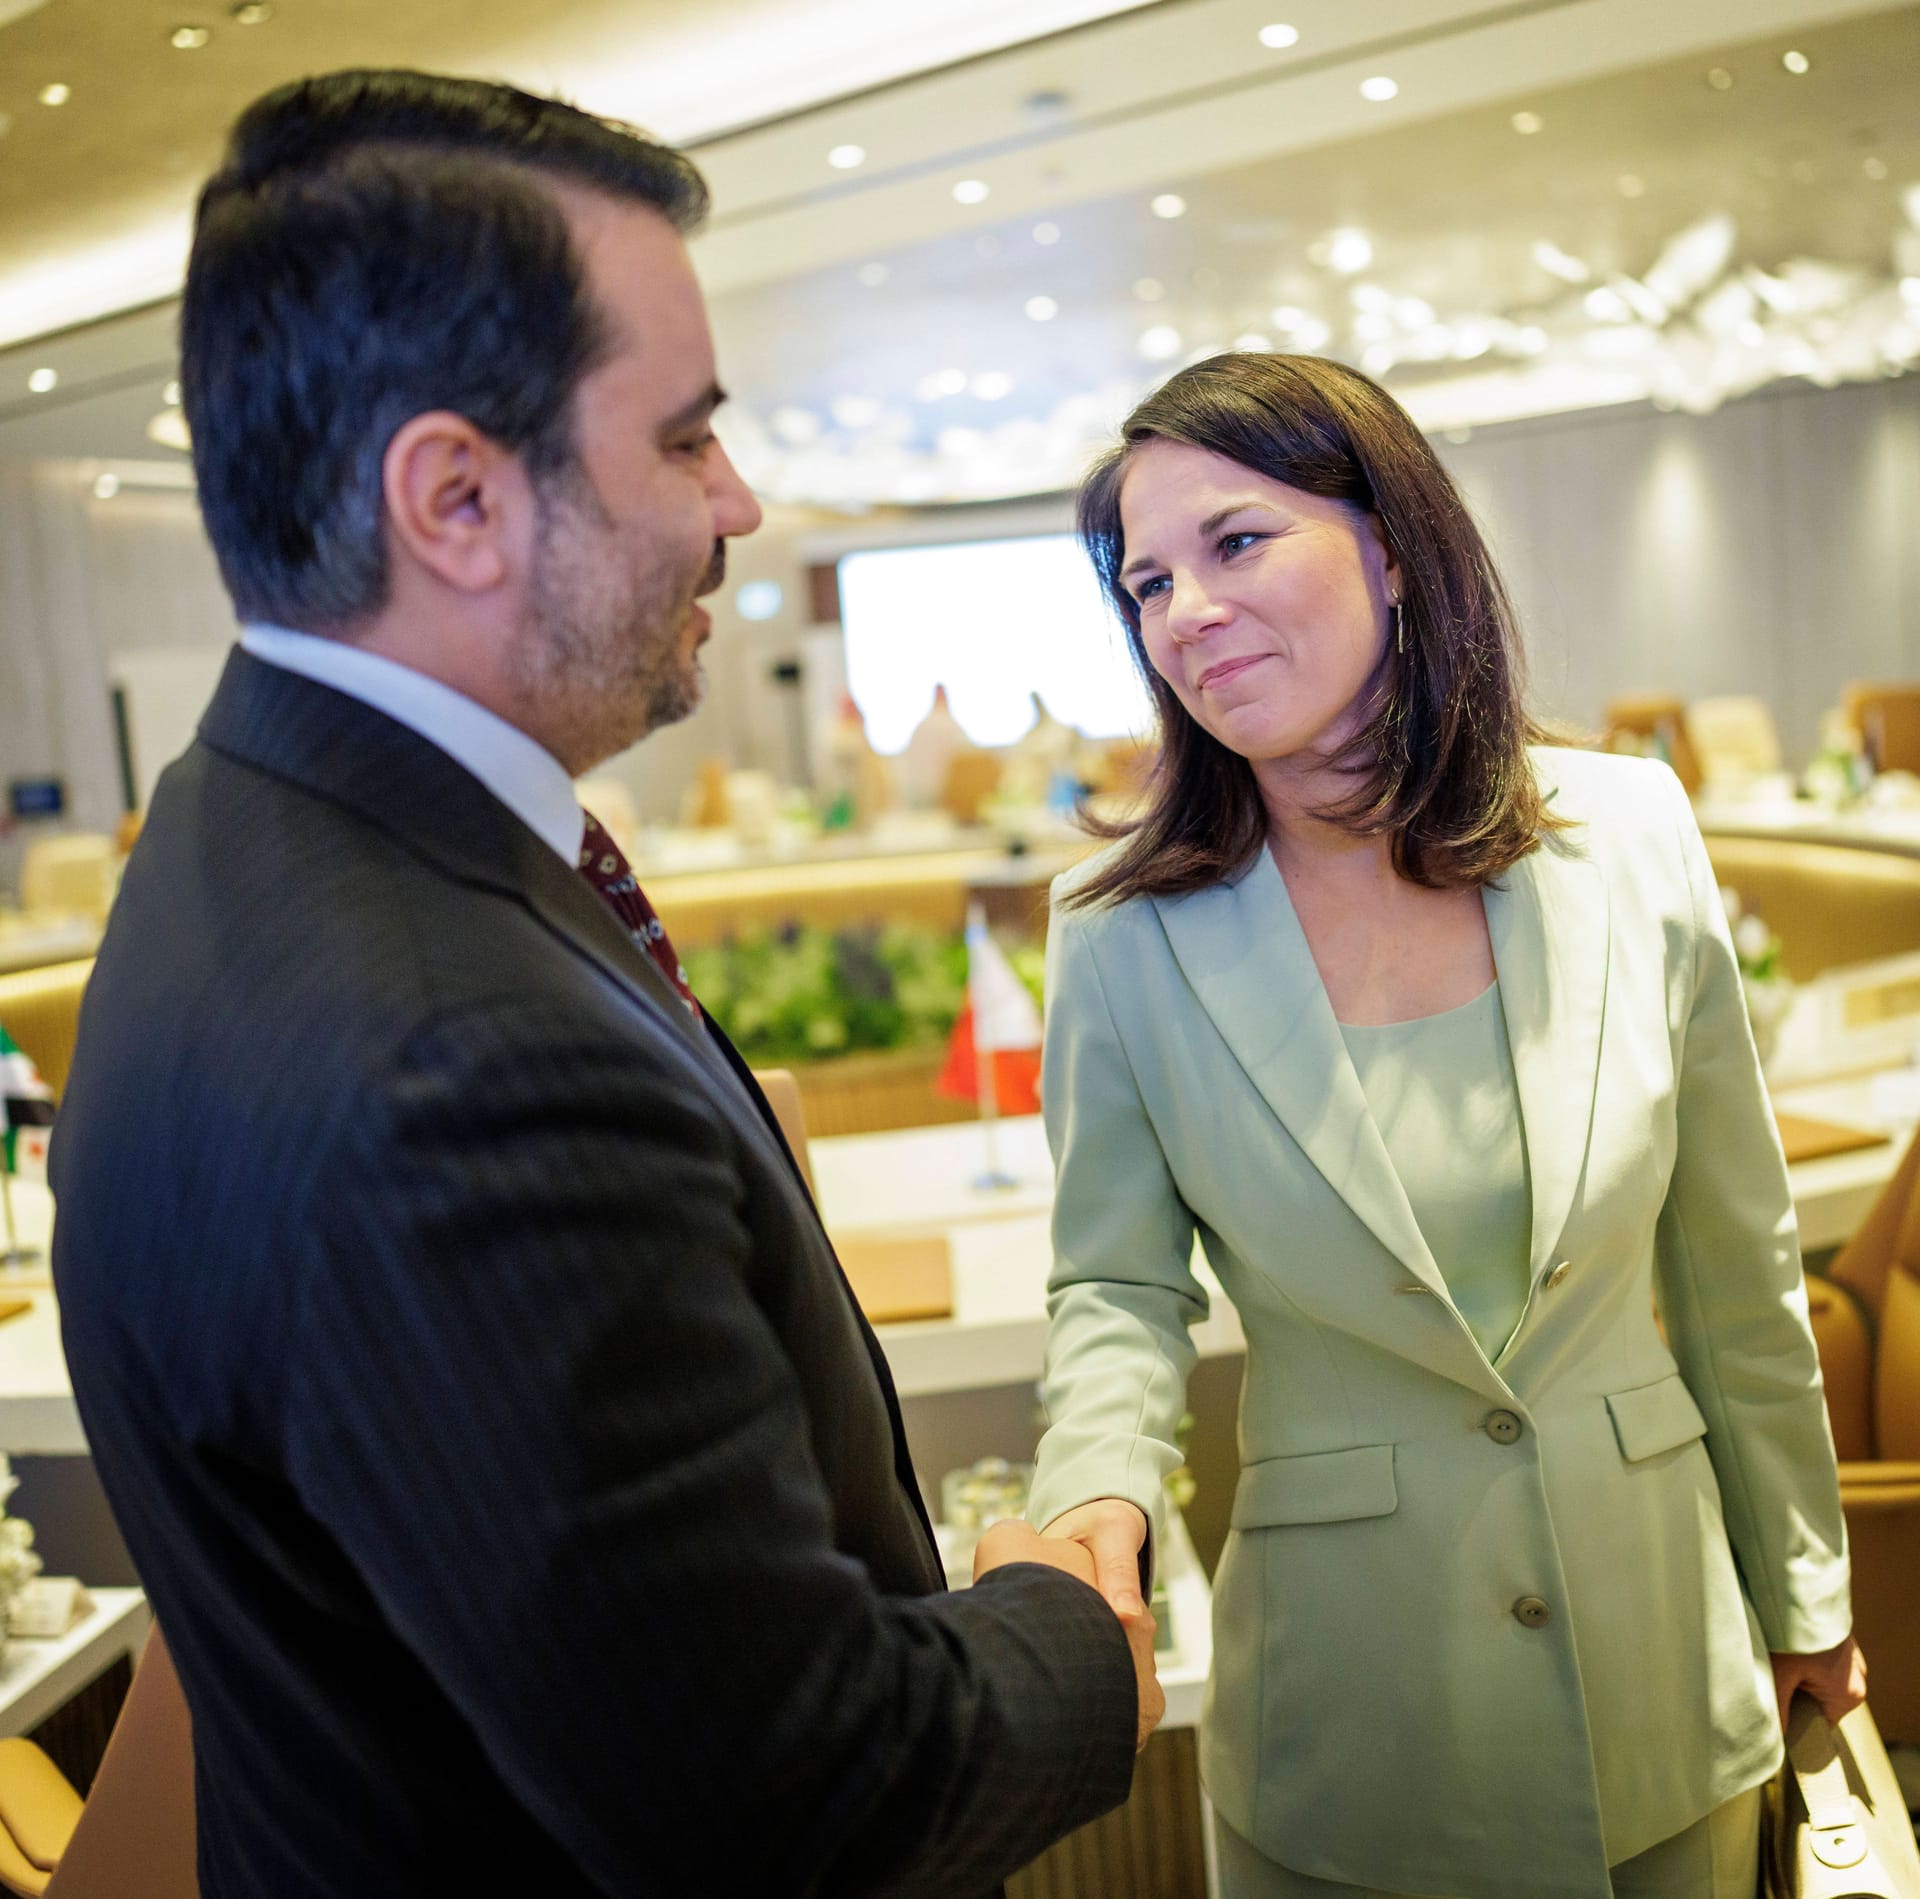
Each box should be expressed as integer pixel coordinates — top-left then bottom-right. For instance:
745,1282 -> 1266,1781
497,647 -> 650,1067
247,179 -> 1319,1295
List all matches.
148,409 -> 192,452
1032,221 -> 1061,245
1901,278 -> 1920,305
1781,49 -> 1810,74
970,371 -> 1014,401
230,0 -> 272,20
27,367 -> 57,393
735,580 -> 783,622
1257,23 -> 1299,50
93,473 -> 121,500
38,83 -> 70,107
1705,67 -> 1734,91
856,262 -> 889,287
170,25 -> 211,49
1616,173 -> 1646,199
1510,111 -> 1544,135
1531,239 -> 1591,283
1584,286 -> 1631,322
1325,228 -> 1373,273
952,179 -> 989,205
1150,194 -> 1187,220
1133,276 -> 1166,302
1024,295 -> 1059,322
827,143 -> 866,170
1359,76 -> 1399,103
1138,325 -> 1183,362
162,379 -> 182,405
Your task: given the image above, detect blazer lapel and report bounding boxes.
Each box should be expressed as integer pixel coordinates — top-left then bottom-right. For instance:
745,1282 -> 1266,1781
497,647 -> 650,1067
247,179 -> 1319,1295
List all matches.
1484,835 -> 1611,1281
1152,850 -> 1449,1296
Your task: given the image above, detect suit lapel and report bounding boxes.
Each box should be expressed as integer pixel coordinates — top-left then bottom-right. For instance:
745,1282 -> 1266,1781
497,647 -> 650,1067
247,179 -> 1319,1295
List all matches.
1484,834 -> 1611,1281
1153,850 -> 1449,1296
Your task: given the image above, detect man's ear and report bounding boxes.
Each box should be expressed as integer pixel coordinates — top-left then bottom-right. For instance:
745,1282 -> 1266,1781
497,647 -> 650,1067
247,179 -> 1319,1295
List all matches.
380,412 -> 531,597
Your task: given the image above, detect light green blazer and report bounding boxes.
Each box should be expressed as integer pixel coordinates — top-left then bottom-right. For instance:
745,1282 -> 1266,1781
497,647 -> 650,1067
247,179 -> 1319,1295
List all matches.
1026,747 -> 1850,1899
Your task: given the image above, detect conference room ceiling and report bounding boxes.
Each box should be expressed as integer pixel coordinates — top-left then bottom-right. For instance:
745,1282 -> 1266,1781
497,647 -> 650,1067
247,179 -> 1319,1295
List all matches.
1,0 -> 1915,502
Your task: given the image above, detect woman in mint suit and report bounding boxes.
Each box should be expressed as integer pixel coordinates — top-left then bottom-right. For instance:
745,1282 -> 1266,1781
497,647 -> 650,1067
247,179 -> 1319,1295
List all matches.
1024,353 -> 1863,1898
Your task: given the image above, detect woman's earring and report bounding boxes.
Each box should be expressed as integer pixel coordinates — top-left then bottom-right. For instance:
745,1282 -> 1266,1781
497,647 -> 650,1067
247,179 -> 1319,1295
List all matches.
1394,600 -> 1406,656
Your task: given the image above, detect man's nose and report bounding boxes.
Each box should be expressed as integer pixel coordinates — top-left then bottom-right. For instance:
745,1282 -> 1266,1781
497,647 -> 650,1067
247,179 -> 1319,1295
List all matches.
710,441 -> 763,539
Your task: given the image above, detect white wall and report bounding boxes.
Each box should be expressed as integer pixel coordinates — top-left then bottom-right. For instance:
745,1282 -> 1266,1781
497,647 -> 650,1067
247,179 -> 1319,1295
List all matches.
2,370 -> 1917,894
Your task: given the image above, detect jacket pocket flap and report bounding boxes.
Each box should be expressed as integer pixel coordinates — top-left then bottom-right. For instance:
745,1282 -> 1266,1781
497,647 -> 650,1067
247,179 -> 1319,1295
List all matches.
1231,1444 -> 1397,1528
1606,1374 -> 1709,1462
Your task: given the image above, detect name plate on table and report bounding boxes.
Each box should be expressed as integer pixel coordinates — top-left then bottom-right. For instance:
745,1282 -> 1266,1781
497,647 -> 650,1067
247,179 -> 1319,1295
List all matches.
1768,950 -> 1920,1086
834,1234 -> 955,1324
1774,1111 -> 1890,1165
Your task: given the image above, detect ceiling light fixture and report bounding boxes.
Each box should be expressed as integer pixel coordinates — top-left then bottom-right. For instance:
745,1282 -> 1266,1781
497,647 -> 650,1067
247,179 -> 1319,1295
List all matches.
163,379 -> 182,405
37,83 -> 70,106
27,366 -> 57,392
1138,325 -> 1183,361
1150,194 -> 1187,220
1705,67 -> 1734,90
1325,228 -> 1373,273
952,179 -> 989,205
1257,23 -> 1299,50
827,143 -> 866,170
229,1 -> 272,20
1024,295 -> 1059,322
1031,221 -> 1061,245
1359,76 -> 1399,103
1510,111 -> 1543,135
93,473 -> 120,500
148,409 -> 191,452
1531,239 -> 1591,283
1781,49 -> 1810,74
169,25 -> 211,49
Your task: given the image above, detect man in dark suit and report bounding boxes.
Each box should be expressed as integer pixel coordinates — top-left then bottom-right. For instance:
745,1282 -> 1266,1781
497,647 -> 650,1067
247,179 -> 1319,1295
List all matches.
51,70 -> 1156,1897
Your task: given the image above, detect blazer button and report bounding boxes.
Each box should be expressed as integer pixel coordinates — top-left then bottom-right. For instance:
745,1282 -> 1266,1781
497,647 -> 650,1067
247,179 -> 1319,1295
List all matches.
1545,1261 -> 1572,1290
1484,1409 -> 1524,1445
1513,1596 -> 1552,1629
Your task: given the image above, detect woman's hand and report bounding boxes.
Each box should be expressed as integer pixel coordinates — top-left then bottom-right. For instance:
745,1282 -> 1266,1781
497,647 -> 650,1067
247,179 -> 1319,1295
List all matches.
1769,1635 -> 1867,1733
1040,1498 -> 1151,1617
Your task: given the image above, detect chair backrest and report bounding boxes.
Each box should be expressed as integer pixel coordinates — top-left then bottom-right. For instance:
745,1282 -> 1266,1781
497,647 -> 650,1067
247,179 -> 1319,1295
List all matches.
1844,683 -> 1920,777
1830,1127 -> 1920,1325
1701,838 -> 1920,981
1877,1256 -> 1920,1462
1602,696 -> 1703,794
44,1626 -> 196,1899
1805,1279 -> 1875,1462
751,1068 -> 814,1195
0,960 -> 94,1100
1686,694 -> 1782,782
18,840 -> 116,925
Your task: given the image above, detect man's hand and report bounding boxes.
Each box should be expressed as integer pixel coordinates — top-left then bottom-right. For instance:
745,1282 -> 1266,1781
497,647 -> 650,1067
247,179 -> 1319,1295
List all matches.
1770,1635 -> 1867,1733
974,1512 -> 1165,1751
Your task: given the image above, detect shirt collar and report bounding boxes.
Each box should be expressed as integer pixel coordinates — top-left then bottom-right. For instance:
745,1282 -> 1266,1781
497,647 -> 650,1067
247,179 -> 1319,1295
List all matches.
238,624 -> 586,867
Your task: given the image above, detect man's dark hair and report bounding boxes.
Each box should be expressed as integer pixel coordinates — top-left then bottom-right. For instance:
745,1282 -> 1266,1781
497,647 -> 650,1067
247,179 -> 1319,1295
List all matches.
1068,351 -> 1570,908
181,69 -> 708,630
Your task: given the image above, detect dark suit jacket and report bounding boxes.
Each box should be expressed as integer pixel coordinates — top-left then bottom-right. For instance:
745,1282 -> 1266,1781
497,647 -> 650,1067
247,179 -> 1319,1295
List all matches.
51,651 -> 1136,1898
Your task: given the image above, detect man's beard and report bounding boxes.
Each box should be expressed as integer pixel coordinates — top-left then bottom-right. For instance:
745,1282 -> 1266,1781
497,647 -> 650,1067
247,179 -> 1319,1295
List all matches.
511,465 -> 725,766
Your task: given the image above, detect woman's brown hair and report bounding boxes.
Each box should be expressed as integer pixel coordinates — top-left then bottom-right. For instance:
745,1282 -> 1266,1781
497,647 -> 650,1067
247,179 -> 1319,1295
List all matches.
1067,352 -> 1567,910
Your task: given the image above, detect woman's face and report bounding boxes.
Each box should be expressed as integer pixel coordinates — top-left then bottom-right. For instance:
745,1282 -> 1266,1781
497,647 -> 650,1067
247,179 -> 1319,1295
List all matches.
1117,439 -> 1399,769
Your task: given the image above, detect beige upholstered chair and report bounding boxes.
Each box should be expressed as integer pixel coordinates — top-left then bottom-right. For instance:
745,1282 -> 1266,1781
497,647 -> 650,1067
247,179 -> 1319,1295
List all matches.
1602,695 -> 1703,794
0,1627 -> 196,1898
751,1068 -> 815,1194
1701,837 -> 1920,980
0,961 -> 93,1099
1844,683 -> 1920,777
1684,695 -> 1782,784
18,841 -> 116,926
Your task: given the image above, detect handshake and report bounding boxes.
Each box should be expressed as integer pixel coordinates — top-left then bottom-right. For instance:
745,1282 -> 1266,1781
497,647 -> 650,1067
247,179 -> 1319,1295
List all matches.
974,1498 -> 1166,1752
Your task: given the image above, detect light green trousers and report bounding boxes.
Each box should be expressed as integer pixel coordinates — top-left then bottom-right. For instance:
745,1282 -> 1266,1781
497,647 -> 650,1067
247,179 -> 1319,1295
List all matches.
1216,1784 -> 1763,1899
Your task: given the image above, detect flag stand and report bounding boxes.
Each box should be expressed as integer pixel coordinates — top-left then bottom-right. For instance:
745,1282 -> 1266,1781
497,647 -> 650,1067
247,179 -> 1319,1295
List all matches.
0,1171 -> 37,1269
970,1032 -> 1018,1194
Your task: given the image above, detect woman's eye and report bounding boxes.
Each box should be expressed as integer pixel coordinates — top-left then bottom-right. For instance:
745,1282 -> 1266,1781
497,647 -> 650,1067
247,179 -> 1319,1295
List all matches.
1134,575 -> 1169,603
1219,531 -> 1260,556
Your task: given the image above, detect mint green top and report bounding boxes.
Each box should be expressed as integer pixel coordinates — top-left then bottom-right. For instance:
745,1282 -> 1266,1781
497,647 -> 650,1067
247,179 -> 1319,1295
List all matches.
1338,983 -> 1532,1361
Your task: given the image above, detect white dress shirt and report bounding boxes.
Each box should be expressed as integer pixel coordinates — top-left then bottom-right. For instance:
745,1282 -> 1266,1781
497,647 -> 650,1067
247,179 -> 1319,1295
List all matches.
239,625 -> 585,866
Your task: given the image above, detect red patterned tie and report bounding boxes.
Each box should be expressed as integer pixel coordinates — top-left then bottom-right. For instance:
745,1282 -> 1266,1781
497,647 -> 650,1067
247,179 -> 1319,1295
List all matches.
577,809 -> 702,1021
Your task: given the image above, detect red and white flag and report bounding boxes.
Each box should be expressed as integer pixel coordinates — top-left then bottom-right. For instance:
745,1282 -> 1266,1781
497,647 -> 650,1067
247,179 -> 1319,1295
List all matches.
938,902 -> 1042,1115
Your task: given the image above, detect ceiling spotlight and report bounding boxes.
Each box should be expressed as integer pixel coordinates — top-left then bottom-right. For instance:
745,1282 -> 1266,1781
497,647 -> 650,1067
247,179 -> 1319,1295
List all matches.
735,580 -> 784,622
1150,194 -> 1187,220
148,409 -> 191,452
952,179 -> 989,205
1138,325 -> 1183,362
1616,174 -> 1646,199
827,143 -> 866,170
1032,221 -> 1061,245
1257,23 -> 1299,49
27,367 -> 57,393
169,25 -> 211,49
1900,277 -> 1920,305
970,371 -> 1014,401
38,83 -> 71,107
1705,67 -> 1734,91
230,1 -> 272,20
1583,286 -> 1631,323
856,262 -> 890,287
163,379 -> 182,405
1325,228 -> 1373,273
1781,49 -> 1810,74
1133,276 -> 1166,302
1510,111 -> 1544,135
92,473 -> 121,500
1359,76 -> 1399,103
1024,295 -> 1059,322
1531,239 -> 1591,283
